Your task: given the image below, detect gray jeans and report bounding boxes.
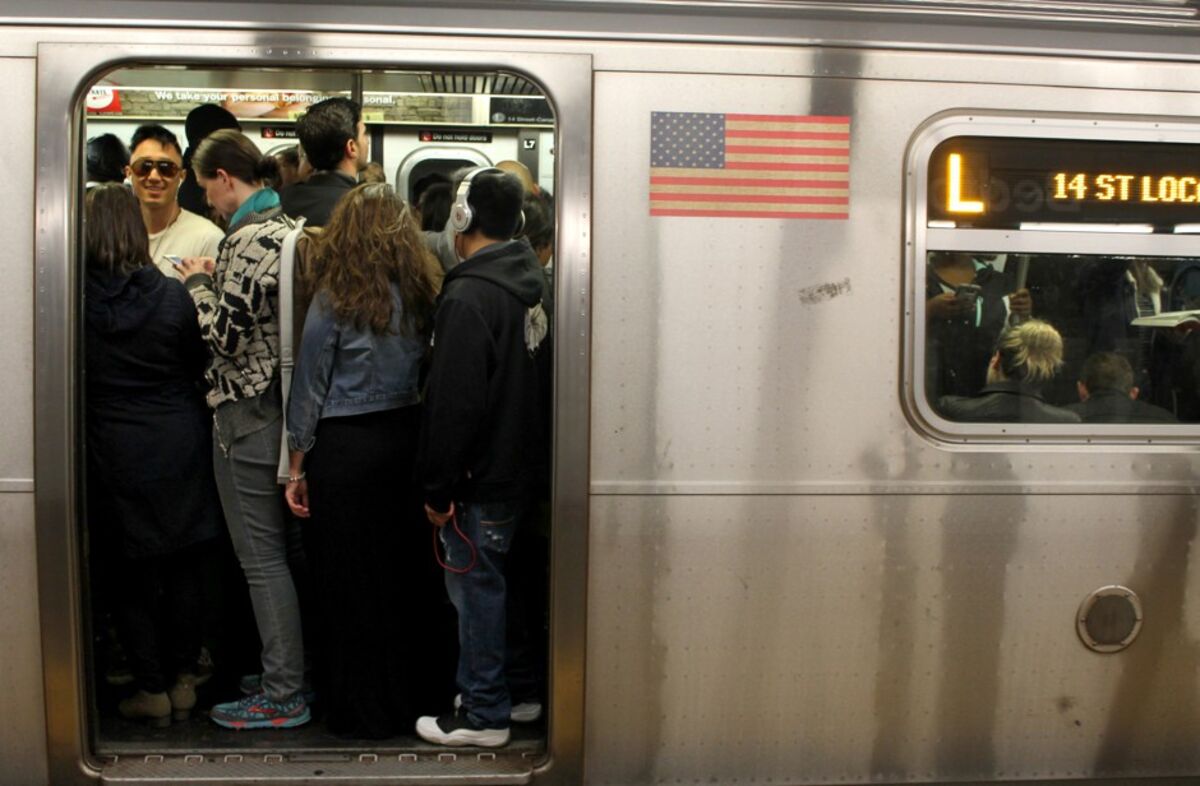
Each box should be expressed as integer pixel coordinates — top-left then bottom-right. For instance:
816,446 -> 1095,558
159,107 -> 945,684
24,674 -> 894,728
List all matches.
212,419 -> 304,702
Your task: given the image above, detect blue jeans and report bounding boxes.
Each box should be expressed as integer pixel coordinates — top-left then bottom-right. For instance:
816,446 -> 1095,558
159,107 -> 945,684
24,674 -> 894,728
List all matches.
211,421 -> 305,702
441,499 -> 536,729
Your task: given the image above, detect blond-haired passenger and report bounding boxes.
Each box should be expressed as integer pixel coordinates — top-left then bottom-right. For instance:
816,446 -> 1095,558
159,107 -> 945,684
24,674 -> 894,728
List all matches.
938,319 -> 1081,423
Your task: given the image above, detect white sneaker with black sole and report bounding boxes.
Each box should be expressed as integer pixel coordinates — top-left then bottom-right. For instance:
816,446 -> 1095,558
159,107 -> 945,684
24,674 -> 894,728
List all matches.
454,692 -> 543,723
416,710 -> 510,748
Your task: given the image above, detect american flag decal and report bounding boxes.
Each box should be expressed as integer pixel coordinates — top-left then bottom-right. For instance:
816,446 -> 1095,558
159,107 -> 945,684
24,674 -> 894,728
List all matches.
650,111 -> 851,219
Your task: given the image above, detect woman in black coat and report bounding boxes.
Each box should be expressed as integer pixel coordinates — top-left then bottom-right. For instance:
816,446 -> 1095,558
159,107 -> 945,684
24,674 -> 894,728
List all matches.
85,184 -> 222,726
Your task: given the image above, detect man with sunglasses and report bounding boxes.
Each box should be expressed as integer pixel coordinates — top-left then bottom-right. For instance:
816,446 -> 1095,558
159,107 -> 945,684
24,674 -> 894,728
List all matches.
126,124 -> 223,277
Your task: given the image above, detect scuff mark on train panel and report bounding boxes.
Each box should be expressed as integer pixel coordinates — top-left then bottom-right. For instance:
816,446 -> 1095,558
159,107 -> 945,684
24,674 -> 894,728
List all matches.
798,277 -> 852,305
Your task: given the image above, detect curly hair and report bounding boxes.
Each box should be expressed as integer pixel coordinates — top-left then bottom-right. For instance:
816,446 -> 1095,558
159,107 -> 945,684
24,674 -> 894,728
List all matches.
307,182 -> 442,335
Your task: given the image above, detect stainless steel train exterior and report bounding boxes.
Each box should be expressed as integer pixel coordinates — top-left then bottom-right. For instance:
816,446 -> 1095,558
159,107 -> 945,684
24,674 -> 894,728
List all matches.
3,1 -> 1200,783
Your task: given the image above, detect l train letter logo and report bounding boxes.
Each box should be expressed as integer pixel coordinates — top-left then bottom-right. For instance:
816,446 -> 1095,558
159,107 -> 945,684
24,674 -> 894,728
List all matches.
947,153 -> 985,214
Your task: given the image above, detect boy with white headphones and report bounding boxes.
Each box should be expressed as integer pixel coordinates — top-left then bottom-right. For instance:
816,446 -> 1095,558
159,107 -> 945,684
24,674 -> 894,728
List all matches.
416,167 -> 549,748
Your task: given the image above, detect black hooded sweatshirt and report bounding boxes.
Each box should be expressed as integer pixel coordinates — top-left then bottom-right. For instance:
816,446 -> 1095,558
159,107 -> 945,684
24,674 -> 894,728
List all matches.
85,266 -> 222,557
419,238 -> 548,510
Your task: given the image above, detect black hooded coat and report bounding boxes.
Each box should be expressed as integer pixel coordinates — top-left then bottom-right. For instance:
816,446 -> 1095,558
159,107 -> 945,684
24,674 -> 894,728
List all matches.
85,266 -> 222,558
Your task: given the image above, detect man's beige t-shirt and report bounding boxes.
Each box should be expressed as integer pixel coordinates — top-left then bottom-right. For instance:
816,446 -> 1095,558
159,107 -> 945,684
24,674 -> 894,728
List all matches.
149,208 -> 223,277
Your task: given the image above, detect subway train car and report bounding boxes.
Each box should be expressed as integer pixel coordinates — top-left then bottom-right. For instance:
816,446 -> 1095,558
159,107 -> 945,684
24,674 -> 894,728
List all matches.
3,0 -> 1200,783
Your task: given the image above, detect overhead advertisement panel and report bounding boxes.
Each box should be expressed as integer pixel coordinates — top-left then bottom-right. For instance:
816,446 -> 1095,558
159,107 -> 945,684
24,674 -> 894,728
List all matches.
85,86 -> 476,125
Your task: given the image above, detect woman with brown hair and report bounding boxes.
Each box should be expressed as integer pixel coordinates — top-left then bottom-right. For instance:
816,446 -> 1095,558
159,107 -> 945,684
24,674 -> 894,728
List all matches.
84,183 -> 222,726
176,129 -> 311,729
283,182 -> 448,738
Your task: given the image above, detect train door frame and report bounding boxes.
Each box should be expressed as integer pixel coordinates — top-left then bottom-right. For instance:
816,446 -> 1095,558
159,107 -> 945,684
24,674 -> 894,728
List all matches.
33,34 -> 592,785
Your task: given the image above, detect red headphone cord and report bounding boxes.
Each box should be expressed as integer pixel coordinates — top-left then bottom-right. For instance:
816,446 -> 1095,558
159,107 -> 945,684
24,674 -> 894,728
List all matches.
432,507 -> 477,575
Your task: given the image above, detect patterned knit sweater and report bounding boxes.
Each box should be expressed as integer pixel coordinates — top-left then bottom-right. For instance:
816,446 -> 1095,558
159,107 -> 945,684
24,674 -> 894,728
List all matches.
186,211 -> 289,410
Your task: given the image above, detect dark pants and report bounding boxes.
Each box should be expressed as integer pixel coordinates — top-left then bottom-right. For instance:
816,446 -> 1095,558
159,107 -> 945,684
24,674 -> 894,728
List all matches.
305,406 -> 453,737
115,543 -> 209,694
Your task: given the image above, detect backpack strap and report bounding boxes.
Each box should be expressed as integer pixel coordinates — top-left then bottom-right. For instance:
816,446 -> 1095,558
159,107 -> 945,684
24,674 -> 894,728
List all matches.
277,216 -> 306,485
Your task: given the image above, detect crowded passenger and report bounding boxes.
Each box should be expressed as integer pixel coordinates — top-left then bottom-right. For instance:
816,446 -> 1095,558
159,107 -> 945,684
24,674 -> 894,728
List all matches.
520,191 -> 555,320
416,167 -> 550,748
418,180 -> 453,232
496,158 -> 539,196
1078,257 -> 1164,398
1069,352 -> 1177,424
280,97 -> 368,226
84,184 -> 223,727
178,104 -> 241,222
926,251 -> 1032,399
282,183 -> 449,738
85,97 -> 561,744
125,124 -> 223,276
274,145 -> 304,190
86,133 -> 129,189
176,129 -> 310,730
937,319 -> 1080,423
359,160 -> 386,184
412,172 -> 449,205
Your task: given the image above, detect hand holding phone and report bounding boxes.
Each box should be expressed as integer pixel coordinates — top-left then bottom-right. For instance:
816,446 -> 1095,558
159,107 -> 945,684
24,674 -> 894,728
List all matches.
954,283 -> 982,304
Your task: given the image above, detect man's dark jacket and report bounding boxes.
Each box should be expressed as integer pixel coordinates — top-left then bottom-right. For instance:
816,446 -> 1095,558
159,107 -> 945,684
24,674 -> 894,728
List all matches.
279,171 -> 356,227
938,381 -> 1081,423
1066,390 -> 1177,424
419,238 -> 548,510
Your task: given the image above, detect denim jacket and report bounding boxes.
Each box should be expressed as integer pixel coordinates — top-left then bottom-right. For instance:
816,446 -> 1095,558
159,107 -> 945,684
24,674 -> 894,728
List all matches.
286,283 -> 426,452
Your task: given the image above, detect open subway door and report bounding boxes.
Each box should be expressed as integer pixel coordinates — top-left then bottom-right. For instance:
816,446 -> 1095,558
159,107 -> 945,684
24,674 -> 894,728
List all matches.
34,35 -> 590,785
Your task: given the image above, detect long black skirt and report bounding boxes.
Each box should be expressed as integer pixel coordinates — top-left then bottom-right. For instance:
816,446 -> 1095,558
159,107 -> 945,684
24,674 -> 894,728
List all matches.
304,405 -> 455,738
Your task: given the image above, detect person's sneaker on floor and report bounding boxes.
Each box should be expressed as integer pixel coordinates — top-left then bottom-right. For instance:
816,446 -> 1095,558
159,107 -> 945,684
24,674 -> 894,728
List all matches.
168,674 -> 197,721
510,699 -> 543,723
416,708 -> 510,748
209,692 -> 310,729
118,689 -> 171,728
239,673 -> 317,705
454,692 -> 543,723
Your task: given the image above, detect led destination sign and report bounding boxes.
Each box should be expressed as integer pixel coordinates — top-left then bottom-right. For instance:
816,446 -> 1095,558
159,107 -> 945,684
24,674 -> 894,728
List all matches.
1051,172 -> 1200,204
927,136 -> 1200,228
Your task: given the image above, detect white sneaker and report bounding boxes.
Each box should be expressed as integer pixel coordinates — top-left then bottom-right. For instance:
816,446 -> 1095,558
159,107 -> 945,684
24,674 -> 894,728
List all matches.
510,701 -> 543,723
454,692 -> 543,723
416,712 -> 510,748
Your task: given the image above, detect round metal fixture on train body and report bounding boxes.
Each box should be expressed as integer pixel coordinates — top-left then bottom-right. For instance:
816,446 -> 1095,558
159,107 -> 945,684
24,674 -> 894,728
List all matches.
1076,585 -> 1142,653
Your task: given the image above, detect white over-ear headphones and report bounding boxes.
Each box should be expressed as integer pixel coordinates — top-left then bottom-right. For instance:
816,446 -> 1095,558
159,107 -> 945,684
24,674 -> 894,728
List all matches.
449,166 -> 527,237
449,166 -> 500,234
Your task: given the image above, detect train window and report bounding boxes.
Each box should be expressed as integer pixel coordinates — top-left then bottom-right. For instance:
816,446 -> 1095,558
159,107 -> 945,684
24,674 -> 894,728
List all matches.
907,115 -> 1200,439
924,251 -> 1200,425
80,63 -> 558,764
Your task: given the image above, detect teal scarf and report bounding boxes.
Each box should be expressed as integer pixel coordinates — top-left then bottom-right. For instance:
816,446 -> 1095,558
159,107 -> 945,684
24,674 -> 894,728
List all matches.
229,187 -> 281,229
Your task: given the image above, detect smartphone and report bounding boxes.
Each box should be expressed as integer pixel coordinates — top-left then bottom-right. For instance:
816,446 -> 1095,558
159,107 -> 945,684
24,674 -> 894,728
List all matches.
954,283 -> 982,303
164,254 -> 184,266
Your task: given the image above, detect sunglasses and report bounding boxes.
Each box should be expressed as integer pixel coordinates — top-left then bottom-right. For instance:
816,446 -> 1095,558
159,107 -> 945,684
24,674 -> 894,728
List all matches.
130,159 -> 181,178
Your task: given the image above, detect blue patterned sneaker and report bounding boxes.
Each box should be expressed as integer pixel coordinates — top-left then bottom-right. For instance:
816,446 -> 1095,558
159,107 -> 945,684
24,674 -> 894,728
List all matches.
210,692 -> 310,730
240,673 -> 317,705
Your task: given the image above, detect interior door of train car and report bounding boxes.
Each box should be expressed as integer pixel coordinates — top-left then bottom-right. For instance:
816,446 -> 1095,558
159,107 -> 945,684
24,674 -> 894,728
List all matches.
33,34 -> 591,786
